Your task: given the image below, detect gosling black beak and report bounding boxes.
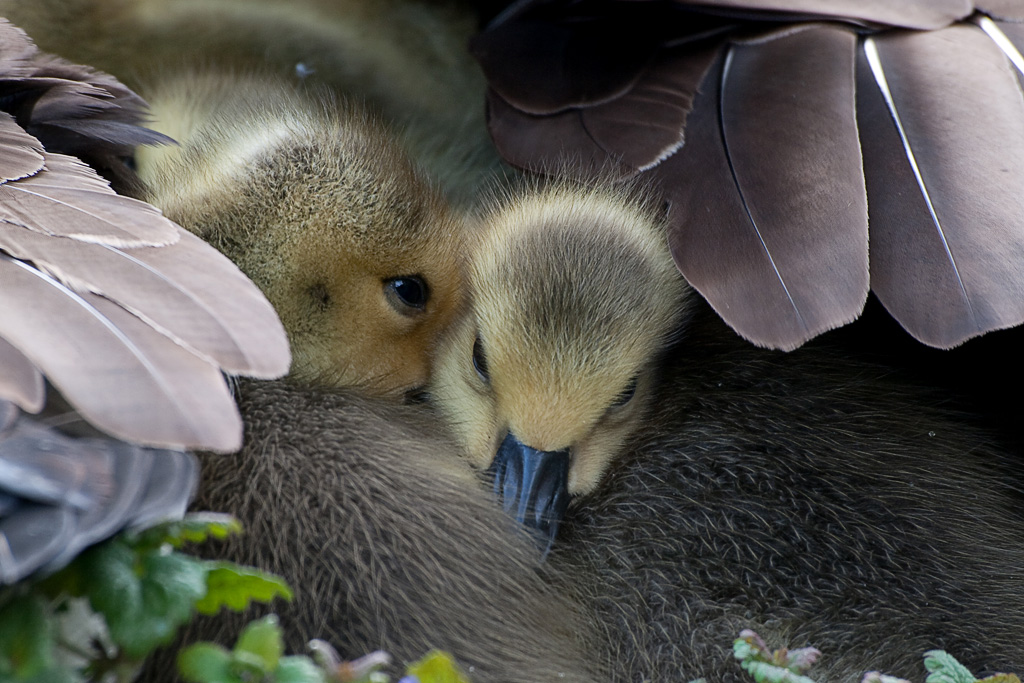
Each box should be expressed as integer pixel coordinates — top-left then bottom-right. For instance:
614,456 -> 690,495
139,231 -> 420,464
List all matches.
489,433 -> 570,554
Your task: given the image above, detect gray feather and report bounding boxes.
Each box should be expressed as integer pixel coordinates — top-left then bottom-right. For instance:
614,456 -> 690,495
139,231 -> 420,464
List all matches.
0,402 -> 199,583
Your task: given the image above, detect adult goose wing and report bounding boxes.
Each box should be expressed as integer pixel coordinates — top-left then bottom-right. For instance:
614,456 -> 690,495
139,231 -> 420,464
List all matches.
472,1 -> 1024,349
0,16 -> 289,583
0,18 -> 290,449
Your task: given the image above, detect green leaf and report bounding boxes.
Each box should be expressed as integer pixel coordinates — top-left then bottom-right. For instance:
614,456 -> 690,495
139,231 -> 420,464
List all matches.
977,675 -> 1022,683
234,615 -> 284,672
740,660 -> 817,683
733,631 -> 818,683
734,639 -> 758,664
406,651 -> 470,683
924,651 -> 977,683
81,540 -> 208,659
134,513 -> 243,550
0,595 -> 55,680
231,650 -> 271,678
178,643 -> 239,683
274,656 -> 327,683
862,672 -> 911,683
195,563 -> 292,615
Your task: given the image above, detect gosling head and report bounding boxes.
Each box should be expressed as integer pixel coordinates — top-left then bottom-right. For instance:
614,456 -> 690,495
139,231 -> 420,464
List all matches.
138,73 -> 465,398
431,181 -> 690,547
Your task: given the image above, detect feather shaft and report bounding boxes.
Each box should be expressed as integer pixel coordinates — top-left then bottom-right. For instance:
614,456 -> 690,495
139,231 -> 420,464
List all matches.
666,26 -> 867,350
718,48 -> 804,331
861,25 -> 1024,346
0,255 -> 242,451
975,16 -> 1024,74
863,37 -> 972,316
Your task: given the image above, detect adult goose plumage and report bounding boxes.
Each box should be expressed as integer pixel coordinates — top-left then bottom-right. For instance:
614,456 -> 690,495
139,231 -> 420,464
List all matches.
471,0 -> 1024,351
0,18 -> 290,582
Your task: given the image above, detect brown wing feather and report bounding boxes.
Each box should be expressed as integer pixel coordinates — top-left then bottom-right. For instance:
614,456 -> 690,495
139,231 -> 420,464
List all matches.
0,225 -> 288,377
0,113 -> 43,182
0,255 -> 242,451
664,26 -> 868,351
470,9 -> 653,115
670,0 -> 970,29
0,338 -> 43,413
125,230 -> 292,379
975,16 -> 1024,83
976,1 -> 1024,21
484,90 -> 628,176
577,43 -> 720,174
0,152 -> 178,247
484,42 -> 721,178
21,54 -> 174,152
860,25 -> 1024,348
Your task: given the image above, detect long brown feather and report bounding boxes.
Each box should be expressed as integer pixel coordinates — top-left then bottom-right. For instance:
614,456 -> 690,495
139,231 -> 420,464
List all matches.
0,151 -> 178,247
678,0 -> 971,29
485,43 -> 720,177
860,25 -> 1024,347
123,230 -> 292,379
664,25 -> 868,350
0,113 -> 43,182
0,225 -> 287,377
0,255 -> 242,451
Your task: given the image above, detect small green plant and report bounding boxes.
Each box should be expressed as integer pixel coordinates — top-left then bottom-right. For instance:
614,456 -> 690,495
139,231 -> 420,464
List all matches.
0,509 -> 470,683
179,618 -> 470,683
733,630 -> 1022,683
733,629 -> 820,683
179,615 -> 326,683
0,513 -> 290,683
862,649 -> 1021,683
401,651 -> 471,683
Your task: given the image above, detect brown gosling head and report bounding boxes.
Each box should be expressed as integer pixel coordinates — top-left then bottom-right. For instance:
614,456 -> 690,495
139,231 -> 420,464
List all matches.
136,72 -> 465,398
430,180 -> 691,546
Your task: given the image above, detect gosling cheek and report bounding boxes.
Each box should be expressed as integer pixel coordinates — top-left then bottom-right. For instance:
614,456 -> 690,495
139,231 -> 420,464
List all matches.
569,431 -> 630,496
567,452 -> 607,497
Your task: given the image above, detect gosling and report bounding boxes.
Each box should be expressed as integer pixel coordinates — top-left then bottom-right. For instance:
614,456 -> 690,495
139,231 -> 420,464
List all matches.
136,72 -> 466,396
430,180 -> 690,544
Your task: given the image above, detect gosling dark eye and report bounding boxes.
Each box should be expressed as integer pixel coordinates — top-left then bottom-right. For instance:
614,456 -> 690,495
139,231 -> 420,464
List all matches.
473,336 -> 490,382
384,275 -> 428,313
611,377 -> 638,408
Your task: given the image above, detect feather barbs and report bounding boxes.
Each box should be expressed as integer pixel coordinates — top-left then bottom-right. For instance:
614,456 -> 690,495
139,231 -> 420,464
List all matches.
0,20 -> 291,451
473,1 -> 1024,350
